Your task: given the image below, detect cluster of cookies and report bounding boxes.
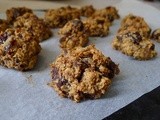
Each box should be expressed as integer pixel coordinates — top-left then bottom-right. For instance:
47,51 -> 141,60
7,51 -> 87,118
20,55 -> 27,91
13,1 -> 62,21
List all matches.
47,5 -> 119,51
48,5 -> 120,102
112,14 -> 157,60
0,7 -> 52,71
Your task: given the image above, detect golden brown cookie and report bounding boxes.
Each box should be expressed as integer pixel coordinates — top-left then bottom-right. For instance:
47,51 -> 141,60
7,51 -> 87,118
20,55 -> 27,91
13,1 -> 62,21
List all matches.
45,6 -> 80,28
14,13 -> 52,42
6,7 -> 33,24
112,31 -> 157,60
49,45 -> 120,102
91,6 -> 120,22
80,5 -> 95,17
0,19 -> 9,32
83,16 -> 110,37
59,19 -> 89,51
119,14 -> 151,38
0,28 -> 41,71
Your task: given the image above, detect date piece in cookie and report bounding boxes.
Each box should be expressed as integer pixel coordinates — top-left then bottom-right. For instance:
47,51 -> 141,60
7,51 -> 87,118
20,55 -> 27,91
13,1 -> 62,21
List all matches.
6,7 -> 33,24
83,16 -> 110,37
14,13 -> 52,42
59,19 -> 89,51
151,28 -> 160,42
49,45 -> 120,102
91,6 -> 120,22
0,19 -> 9,32
80,5 -> 96,17
112,31 -> 157,60
119,14 -> 151,38
45,6 -> 80,28
0,28 -> 41,71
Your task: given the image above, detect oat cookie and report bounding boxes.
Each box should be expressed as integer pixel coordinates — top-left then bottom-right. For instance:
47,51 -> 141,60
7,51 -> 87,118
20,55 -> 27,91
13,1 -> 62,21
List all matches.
0,19 -> 9,32
0,28 -> 41,71
119,14 -> 151,38
80,5 -> 95,17
59,19 -> 89,51
83,16 -> 110,37
6,7 -> 33,24
14,13 -> 52,42
45,6 -> 80,28
91,6 -> 120,22
112,31 -> 157,60
151,28 -> 160,42
49,45 -> 120,102
59,19 -> 86,36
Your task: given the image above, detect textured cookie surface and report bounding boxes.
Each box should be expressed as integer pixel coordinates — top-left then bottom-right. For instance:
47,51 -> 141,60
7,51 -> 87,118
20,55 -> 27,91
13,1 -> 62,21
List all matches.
83,17 -> 110,37
49,45 -> 120,102
0,28 -> 41,71
119,14 -> 151,38
14,13 -> 52,42
80,5 -> 95,17
59,19 -> 89,51
0,19 -> 9,32
112,31 -> 157,60
45,6 -> 80,28
6,7 -> 33,24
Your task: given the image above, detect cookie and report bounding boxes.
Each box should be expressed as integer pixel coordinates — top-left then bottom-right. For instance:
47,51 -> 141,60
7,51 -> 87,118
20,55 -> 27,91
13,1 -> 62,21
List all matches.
83,16 -> 110,37
60,32 -> 89,51
119,14 -> 151,38
0,28 -> 41,71
58,19 -> 86,36
0,19 -> 9,32
49,45 -> 120,102
80,5 -> 95,17
14,13 -> 52,42
112,31 -> 157,60
59,19 -> 89,51
45,6 -> 80,28
91,6 -> 120,22
151,28 -> 160,42
6,7 -> 33,24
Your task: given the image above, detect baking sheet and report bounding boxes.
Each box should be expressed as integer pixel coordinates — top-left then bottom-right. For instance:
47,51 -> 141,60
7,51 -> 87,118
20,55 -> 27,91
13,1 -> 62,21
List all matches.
1,0 -> 160,120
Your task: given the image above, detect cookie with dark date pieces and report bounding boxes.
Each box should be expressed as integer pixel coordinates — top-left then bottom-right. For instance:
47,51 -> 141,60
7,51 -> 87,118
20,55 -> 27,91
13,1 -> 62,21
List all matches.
49,45 -> 120,102
151,28 -> 160,42
91,6 -> 120,22
80,5 -> 95,17
59,19 -> 89,51
0,28 -> 41,71
14,13 -> 52,42
45,6 -> 80,28
119,14 -> 151,38
112,30 -> 157,60
83,16 -> 110,37
0,19 -> 9,32
6,7 -> 33,24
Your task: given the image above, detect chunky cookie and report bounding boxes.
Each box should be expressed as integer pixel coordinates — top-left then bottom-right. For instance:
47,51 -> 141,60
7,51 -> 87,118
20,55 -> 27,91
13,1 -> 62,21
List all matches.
119,14 -> 151,38
83,16 -> 110,37
151,28 -> 160,42
45,6 -> 80,28
91,6 -> 120,22
49,45 -> 120,102
6,7 -> 33,24
0,28 -> 41,71
80,5 -> 95,17
59,19 -> 89,51
14,13 -> 52,42
0,19 -> 9,32
112,31 -> 157,60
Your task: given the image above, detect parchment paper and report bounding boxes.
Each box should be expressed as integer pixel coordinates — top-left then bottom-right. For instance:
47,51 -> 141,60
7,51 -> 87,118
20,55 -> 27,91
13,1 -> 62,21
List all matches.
1,0 -> 160,120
